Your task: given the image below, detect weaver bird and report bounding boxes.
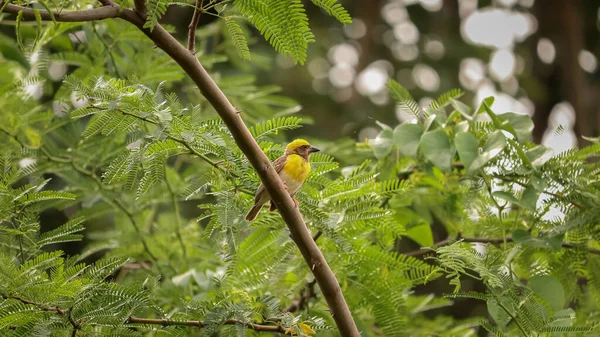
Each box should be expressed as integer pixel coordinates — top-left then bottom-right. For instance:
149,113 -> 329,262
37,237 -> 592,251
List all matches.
245,139 -> 320,221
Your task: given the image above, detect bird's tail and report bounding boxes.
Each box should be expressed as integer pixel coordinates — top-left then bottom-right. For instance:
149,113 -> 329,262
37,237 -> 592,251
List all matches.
245,204 -> 264,221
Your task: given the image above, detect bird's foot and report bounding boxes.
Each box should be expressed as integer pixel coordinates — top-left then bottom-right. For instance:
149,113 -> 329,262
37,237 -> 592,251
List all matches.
283,184 -> 288,191
293,198 -> 299,208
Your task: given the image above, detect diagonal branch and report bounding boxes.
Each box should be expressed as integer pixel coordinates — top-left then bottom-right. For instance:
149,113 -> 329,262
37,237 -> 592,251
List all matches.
3,3 -> 361,336
187,0 -> 204,52
116,13 -> 361,337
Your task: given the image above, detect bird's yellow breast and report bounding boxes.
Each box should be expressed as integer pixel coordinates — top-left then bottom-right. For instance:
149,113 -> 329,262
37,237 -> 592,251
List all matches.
281,154 -> 310,183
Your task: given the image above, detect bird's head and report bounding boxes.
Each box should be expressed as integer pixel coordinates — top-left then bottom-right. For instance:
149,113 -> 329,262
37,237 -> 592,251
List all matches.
285,139 -> 320,158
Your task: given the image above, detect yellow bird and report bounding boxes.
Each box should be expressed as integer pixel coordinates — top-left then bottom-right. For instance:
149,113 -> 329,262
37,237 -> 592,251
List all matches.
245,139 -> 320,221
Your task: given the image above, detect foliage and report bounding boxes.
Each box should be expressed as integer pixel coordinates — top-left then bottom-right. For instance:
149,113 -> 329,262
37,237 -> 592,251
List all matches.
0,1 -> 598,337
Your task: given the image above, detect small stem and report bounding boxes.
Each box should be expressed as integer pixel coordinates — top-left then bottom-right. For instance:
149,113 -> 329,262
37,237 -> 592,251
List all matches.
483,174 -> 507,248
17,234 -> 24,263
187,0 -> 204,53
404,234 -> 600,256
111,198 -> 160,264
127,316 -> 288,334
91,22 -> 122,78
496,298 -> 528,336
164,169 -> 188,264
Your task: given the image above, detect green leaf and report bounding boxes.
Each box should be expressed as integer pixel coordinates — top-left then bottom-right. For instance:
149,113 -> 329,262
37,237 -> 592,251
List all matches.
249,116 -> 303,139
430,89 -> 463,111
235,0 -> 314,64
500,112 -> 534,142
512,229 -> 531,244
393,123 -> 422,158
492,191 -> 518,204
469,131 -> 506,172
406,223 -> 433,247
310,0 -> 352,24
476,96 -> 494,114
225,17 -> 251,61
512,230 -> 564,250
370,121 -> 394,159
454,121 -> 469,134
482,102 -> 518,139
387,79 -> 422,119
144,0 -> 169,31
487,296 -> 514,329
520,185 -> 539,211
454,132 -> 478,171
530,275 -> 565,310
451,99 -> 472,121
525,146 -> 553,168
420,129 -> 454,172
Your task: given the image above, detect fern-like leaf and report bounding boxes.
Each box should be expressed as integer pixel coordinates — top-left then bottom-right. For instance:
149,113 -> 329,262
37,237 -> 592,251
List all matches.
225,18 -> 251,61
387,79 -> 422,119
37,216 -> 85,247
311,0 -> 352,24
234,0 -> 314,64
249,116 -> 302,139
429,88 -> 463,110
144,0 -> 169,31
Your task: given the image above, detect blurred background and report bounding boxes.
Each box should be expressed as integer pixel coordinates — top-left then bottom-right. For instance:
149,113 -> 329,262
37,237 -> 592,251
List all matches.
166,0 -> 600,153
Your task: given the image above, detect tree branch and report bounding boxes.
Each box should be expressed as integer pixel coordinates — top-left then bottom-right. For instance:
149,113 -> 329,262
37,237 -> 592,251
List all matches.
5,3 -> 360,335
1,294 -> 286,335
187,0 -> 204,53
405,234 -> 600,257
115,9 -> 360,337
1,294 -> 80,333
1,2 -> 119,21
133,0 -> 147,17
127,316 -> 288,334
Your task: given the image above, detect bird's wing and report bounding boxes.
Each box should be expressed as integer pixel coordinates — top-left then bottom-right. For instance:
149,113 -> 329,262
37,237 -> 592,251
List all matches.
254,154 -> 287,204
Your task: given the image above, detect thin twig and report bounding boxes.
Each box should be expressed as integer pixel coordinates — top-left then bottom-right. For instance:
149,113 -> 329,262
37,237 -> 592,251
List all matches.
187,0 -> 204,53
127,316 -> 288,334
1,294 -> 288,335
404,233 -> 600,257
1,294 -> 81,333
111,198 -> 160,263
494,175 -> 583,209
164,173 -> 189,264
90,23 -> 122,78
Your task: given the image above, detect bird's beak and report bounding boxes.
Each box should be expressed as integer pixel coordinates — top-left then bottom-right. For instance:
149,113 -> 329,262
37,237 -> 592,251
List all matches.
309,146 -> 320,153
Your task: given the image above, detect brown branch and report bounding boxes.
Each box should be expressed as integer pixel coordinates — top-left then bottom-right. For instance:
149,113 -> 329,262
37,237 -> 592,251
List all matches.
1,2 -> 119,21
2,3 -> 360,336
127,316 -> 288,334
112,9 -> 361,337
1,294 -> 286,335
133,0 -> 147,17
1,294 -> 65,315
187,0 -> 204,53
404,234 -> 600,257
1,294 -> 81,333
